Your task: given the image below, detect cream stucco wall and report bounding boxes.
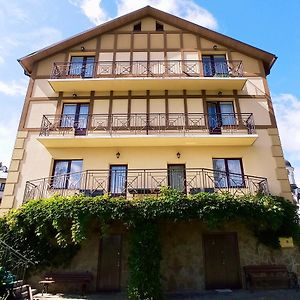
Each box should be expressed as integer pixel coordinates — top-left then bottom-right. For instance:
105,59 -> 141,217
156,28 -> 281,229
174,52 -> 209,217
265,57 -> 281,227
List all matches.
32,79 -> 58,98
25,101 -> 57,128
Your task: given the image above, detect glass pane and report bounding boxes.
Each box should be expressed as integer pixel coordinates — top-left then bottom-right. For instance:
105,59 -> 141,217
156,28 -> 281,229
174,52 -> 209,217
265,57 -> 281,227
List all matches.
84,57 -> 95,78
78,104 -> 89,129
213,159 -> 227,188
110,165 -> 127,195
207,103 -> 219,129
68,160 -> 83,189
202,56 -> 213,77
69,57 -> 84,76
52,161 -> 69,188
168,165 -> 185,192
62,104 -> 76,127
220,102 -> 235,125
227,160 -> 243,187
214,55 -> 228,77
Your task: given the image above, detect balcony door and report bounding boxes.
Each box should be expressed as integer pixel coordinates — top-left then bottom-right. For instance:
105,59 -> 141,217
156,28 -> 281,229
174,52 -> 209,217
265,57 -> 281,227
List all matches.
202,55 -> 228,77
109,165 -> 127,196
168,164 -> 186,192
61,103 -> 89,135
69,56 -> 95,78
207,102 -> 235,134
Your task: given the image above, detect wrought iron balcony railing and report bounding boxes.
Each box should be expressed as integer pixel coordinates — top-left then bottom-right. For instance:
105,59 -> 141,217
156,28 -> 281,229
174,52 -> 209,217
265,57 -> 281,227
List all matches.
51,60 -> 243,79
40,113 -> 255,137
24,168 -> 268,202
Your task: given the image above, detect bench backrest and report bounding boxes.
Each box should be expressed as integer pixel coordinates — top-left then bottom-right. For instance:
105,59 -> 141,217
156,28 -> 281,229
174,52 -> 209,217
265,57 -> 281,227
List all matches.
44,272 -> 93,282
244,265 -> 288,273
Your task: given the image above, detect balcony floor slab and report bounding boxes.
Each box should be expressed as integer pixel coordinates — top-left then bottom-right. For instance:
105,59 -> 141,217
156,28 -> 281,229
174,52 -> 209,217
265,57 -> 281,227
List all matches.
37,134 -> 258,148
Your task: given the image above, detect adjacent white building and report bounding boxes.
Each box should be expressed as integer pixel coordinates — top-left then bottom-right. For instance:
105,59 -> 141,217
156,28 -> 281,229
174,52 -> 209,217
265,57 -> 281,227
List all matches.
285,159 -> 299,204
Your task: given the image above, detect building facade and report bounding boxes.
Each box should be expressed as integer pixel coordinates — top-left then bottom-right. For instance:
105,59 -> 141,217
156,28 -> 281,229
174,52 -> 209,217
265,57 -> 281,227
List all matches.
0,6 -> 295,292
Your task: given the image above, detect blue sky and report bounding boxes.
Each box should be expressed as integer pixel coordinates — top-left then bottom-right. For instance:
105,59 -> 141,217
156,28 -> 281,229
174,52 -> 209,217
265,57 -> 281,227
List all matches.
0,0 -> 299,184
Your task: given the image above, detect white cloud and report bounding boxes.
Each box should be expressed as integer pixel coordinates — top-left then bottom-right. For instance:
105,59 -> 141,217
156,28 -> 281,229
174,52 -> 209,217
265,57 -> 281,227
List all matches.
0,56 -> 4,64
0,79 -> 28,96
69,0 -> 218,29
273,93 -> 300,184
117,0 -> 218,29
27,27 -> 63,51
69,0 -> 108,25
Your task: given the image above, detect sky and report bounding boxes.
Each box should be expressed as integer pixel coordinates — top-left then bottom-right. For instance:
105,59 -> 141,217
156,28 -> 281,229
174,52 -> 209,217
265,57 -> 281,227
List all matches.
0,0 -> 299,184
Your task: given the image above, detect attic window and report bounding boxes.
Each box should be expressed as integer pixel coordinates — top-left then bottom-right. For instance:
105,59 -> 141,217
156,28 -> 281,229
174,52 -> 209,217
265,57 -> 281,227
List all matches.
133,22 -> 141,32
156,21 -> 164,31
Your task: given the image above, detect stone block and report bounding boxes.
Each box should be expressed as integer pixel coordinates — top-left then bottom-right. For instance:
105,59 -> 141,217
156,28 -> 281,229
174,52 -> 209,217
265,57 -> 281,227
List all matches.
12,149 -> 24,160
9,160 -> 20,172
267,128 -> 279,136
17,131 -> 28,138
271,145 -> 283,157
14,138 -> 25,149
6,172 -> 20,184
0,195 -> 15,209
3,183 -> 15,196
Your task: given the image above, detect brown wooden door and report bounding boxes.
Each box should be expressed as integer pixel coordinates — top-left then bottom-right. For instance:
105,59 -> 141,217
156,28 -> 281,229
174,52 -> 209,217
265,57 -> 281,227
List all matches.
97,235 -> 122,291
203,233 -> 241,289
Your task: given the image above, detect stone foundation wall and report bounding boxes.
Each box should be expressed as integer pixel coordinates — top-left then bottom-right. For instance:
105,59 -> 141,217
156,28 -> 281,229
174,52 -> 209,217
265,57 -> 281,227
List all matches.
28,221 -> 300,294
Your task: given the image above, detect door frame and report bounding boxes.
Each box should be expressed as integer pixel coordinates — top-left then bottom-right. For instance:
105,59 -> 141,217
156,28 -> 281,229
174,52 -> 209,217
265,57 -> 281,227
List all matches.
108,165 -> 128,197
202,232 -> 242,290
96,234 -> 123,292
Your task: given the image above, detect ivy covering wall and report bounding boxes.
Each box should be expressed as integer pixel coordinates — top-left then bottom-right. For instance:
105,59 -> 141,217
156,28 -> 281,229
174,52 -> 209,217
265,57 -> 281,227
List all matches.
0,189 -> 299,299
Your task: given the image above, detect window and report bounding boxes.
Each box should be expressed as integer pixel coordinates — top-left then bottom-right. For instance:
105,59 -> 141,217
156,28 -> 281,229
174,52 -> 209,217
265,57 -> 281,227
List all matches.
69,56 -> 95,78
213,158 -> 244,188
109,165 -> 127,196
207,101 -> 236,134
61,103 -> 89,135
0,183 -> 5,192
133,22 -> 141,32
156,21 -> 164,31
168,164 -> 186,192
52,160 -> 83,189
202,55 -> 228,77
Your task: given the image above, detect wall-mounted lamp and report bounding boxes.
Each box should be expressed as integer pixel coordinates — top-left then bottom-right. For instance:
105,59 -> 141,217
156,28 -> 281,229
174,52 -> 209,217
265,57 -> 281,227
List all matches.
81,46 -> 85,51
213,45 -> 218,50
116,152 -> 120,159
218,91 -> 223,96
176,152 -> 181,159
72,93 -> 77,98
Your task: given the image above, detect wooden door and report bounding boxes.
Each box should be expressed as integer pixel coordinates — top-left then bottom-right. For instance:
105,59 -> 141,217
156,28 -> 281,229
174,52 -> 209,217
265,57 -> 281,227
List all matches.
203,233 -> 241,289
97,235 -> 122,291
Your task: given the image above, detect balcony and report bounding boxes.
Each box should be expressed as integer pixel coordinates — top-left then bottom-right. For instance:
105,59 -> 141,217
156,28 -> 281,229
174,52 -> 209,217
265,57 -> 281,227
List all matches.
37,113 -> 258,148
23,168 -> 268,202
48,60 -> 246,92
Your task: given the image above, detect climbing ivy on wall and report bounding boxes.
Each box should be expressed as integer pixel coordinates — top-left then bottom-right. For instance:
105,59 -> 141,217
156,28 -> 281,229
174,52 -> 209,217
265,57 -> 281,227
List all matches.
0,188 -> 299,299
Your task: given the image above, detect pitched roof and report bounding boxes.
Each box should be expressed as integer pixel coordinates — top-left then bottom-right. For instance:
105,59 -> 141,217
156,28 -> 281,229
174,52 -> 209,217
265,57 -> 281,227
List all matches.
18,6 -> 277,75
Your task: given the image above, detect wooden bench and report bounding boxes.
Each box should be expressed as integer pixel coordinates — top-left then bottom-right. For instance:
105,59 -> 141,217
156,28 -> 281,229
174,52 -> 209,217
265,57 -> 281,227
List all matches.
244,265 -> 298,290
40,272 -> 93,295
